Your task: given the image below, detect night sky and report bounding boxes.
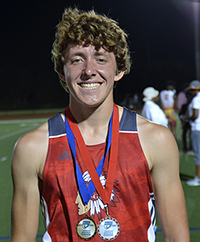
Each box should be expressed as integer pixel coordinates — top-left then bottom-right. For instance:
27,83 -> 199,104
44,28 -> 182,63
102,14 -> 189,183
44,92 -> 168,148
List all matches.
0,0 -> 198,109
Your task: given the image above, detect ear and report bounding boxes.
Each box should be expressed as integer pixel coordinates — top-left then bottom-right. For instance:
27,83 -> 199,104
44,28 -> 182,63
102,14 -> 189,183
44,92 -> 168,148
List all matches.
58,72 -> 66,83
114,70 -> 125,82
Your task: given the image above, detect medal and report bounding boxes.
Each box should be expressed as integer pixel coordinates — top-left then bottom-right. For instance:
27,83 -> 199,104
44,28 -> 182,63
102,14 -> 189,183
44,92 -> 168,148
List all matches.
98,216 -> 120,241
65,104 -> 120,240
97,205 -> 120,240
76,215 -> 97,240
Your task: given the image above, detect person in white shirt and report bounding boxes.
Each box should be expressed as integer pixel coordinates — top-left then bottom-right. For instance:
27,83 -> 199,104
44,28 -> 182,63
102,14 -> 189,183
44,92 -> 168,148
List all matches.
141,87 -> 168,127
160,80 -> 177,137
186,80 -> 200,186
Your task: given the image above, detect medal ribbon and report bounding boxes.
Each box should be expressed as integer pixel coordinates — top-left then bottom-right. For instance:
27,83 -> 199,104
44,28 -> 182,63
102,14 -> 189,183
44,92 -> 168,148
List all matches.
65,104 -> 119,206
65,108 -> 113,204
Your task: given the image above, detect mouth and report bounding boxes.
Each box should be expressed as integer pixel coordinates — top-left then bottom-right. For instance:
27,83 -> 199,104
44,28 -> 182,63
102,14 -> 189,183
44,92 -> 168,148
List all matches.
79,83 -> 101,90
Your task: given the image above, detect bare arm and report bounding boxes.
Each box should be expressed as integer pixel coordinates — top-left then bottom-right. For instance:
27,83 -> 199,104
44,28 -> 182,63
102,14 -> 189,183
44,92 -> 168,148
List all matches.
138,117 -> 190,242
189,108 -> 199,121
10,124 -> 48,242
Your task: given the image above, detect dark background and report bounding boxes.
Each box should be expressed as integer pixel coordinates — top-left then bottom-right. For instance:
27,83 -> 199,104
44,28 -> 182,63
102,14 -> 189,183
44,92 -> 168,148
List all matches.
0,0 -> 198,110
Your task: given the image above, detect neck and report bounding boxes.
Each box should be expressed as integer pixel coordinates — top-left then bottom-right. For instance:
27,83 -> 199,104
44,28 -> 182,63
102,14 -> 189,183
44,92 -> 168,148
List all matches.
69,101 -> 114,145
70,100 -> 114,127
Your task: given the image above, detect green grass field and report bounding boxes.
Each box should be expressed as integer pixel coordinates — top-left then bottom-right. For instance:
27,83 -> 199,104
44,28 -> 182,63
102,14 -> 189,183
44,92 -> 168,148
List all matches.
0,115 -> 199,241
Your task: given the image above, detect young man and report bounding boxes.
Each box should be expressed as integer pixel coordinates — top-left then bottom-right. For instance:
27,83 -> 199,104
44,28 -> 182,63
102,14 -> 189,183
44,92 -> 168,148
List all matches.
11,8 -> 189,242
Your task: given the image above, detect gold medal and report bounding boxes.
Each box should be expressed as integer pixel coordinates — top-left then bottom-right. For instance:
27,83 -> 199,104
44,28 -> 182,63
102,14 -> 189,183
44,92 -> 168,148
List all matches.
76,215 -> 97,240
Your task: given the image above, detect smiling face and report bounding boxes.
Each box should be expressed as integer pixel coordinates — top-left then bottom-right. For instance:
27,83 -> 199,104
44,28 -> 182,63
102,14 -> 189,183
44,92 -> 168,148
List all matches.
59,44 -> 124,109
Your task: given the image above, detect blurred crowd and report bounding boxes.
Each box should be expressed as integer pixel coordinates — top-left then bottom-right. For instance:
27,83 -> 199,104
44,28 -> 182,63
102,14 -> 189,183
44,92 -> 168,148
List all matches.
120,79 -> 200,186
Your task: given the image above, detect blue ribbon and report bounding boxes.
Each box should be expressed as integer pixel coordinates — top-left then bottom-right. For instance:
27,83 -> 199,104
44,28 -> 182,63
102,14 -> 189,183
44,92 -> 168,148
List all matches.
65,111 -> 113,205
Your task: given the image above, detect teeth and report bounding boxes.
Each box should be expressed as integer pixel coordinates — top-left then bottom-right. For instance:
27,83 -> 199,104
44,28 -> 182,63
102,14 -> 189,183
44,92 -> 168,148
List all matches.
81,83 -> 100,90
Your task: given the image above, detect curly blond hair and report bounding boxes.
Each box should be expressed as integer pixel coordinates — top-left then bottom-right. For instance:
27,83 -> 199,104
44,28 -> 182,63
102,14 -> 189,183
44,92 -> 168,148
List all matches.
52,7 -> 131,89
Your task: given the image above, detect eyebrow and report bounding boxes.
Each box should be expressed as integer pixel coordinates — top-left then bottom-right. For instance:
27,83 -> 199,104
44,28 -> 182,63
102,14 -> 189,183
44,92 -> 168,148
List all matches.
69,50 -> 110,59
70,52 -> 85,58
94,51 -> 108,56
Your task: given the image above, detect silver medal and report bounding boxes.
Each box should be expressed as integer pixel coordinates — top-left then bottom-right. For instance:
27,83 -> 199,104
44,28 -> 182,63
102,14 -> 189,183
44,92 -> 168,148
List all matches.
97,215 -> 120,241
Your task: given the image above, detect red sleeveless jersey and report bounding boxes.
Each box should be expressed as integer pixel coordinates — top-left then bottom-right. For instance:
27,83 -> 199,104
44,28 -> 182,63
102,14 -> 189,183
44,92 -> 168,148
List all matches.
41,107 -> 156,241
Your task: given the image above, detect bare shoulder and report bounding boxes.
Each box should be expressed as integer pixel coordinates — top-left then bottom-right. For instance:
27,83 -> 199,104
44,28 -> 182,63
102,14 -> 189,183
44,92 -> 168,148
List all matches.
136,114 -> 179,170
137,114 -> 174,142
12,121 -> 49,179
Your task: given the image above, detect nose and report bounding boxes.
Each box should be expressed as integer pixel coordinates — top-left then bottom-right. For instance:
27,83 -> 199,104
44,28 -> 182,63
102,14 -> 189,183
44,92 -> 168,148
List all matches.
82,59 -> 96,77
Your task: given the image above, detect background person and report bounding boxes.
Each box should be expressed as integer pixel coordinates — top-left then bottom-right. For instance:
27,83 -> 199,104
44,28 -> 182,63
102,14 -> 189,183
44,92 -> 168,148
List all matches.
177,84 -> 193,153
185,80 -> 200,186
141,87 -> 168,127
10,7 -> 189,242
160,80 -> 177,137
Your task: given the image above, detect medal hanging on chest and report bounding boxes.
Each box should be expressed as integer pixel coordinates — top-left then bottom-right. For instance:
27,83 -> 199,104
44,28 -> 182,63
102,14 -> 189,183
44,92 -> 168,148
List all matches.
65,104 -> 120,240
76,214 -> 97,240
97,206 -> 120,241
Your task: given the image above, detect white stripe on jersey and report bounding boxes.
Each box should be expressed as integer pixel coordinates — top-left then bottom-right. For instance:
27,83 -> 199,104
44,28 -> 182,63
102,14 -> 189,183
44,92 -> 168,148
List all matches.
119,130 -> 138,134
41,197 -> 52,242
49,133 -> 66,139
147,193 -> 156,242
42,231 -> 52,242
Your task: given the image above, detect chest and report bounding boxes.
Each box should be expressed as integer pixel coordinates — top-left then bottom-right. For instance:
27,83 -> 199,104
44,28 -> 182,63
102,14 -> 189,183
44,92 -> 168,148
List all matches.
44,132 -> 150,189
